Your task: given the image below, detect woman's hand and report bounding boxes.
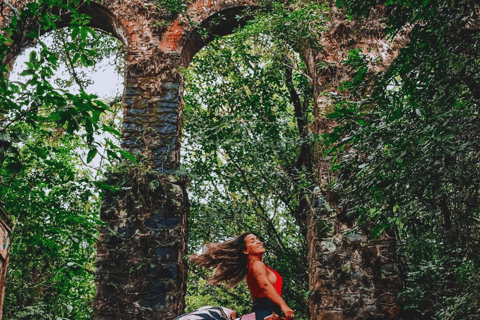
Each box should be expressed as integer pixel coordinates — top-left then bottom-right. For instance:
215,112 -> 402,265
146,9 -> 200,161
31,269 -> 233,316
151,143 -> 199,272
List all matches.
280,304 -> 294,320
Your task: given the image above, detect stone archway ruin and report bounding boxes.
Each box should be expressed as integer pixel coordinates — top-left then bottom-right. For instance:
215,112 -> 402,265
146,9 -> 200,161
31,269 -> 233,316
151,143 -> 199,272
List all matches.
1,1 -> 403,320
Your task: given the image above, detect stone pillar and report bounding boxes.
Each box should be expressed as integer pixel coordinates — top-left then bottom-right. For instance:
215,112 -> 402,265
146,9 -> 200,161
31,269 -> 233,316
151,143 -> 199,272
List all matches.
93,172 -> 188,320
308,209 -> 401,320
92,1 -> 257,318
304,7 -> 406,314
306,62 -> 403,318
121,76 -> 182,173
93,48 -> 188,318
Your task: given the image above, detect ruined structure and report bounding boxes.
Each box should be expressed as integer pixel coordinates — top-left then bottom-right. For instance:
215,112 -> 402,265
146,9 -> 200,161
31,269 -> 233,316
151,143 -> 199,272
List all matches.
1,1 -> 404,319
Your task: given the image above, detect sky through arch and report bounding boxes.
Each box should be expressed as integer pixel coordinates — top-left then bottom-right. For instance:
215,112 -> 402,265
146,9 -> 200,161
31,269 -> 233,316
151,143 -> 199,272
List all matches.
9,28 -> 125,170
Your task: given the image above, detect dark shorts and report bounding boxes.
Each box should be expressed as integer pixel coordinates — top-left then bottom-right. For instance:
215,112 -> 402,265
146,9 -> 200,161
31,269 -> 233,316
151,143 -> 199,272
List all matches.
251,297 -> 281,320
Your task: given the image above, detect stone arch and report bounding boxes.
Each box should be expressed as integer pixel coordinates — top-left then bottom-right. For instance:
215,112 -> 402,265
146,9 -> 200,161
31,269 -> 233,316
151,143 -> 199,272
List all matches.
0,2 -> 126,68
176,2 -> 317,316
180,5 -> 256,67
176,8 -> 317,316
54,2 -> 127,45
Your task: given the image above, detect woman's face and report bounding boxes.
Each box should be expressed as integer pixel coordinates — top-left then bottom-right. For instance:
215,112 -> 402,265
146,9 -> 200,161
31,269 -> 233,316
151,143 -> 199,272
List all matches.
243,233 -> 265,255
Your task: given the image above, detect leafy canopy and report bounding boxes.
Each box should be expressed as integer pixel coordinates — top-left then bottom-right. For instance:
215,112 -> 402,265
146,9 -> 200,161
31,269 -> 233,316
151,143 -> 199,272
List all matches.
329,0 -> 480,318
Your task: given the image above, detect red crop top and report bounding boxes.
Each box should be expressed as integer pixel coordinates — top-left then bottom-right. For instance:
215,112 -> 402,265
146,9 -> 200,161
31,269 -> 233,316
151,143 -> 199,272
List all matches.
247,263 -> 283,298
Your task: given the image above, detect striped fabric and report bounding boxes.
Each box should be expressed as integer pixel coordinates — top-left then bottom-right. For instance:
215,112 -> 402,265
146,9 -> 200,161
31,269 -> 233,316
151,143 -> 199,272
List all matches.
174,306 -> 237,320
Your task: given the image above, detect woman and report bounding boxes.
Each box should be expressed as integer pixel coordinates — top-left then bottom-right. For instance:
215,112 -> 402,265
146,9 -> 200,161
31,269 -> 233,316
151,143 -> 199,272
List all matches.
190,232 -> 295,320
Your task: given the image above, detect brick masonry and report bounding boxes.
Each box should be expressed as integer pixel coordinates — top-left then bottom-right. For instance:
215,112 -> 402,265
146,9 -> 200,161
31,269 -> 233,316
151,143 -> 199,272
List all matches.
1,1 -> 405,319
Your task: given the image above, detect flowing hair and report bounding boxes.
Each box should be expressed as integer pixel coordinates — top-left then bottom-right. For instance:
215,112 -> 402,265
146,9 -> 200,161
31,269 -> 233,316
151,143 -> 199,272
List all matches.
190,232 -> 253,289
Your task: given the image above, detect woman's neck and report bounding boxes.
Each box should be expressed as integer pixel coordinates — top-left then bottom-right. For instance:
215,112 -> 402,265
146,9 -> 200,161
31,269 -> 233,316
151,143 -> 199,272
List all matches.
248,254 -> 263,263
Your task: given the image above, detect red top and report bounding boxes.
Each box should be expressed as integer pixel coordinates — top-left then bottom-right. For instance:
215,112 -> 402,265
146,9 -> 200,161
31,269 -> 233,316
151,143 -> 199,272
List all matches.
247,263 -> 283,298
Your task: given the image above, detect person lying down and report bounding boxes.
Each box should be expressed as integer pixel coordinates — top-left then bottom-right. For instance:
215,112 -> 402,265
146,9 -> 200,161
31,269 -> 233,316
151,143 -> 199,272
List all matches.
174,306 -> 284,320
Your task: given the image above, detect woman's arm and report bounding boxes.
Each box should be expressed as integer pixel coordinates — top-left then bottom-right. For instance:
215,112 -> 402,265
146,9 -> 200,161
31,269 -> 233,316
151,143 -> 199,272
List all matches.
250,261 -> 295,320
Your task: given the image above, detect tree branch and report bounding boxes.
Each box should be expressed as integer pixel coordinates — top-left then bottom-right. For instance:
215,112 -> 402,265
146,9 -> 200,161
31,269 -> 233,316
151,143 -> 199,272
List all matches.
222,148 -> 287,253
2,0 -> 20,21
59,30 -> 86,91
285,61 -> 306,137
0,102 -> 42,133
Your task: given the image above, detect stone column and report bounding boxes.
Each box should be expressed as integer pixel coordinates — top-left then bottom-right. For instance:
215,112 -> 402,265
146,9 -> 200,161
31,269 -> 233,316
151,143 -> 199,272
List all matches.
92,1 -> 257,318
307,113 -> 402,319
308,208 -> 401,320
93,49 -> 188,319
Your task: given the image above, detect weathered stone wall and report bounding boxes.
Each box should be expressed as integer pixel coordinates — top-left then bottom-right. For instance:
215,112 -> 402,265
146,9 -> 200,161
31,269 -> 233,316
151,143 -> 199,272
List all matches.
305,6 -> 406,320
308,211 -> 402,320
94,170 -> 189,319
1,1 -> 405,319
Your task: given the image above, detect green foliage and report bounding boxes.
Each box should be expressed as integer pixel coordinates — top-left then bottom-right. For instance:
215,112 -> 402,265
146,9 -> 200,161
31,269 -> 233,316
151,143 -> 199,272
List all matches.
185,274 -> 252,316
182,13 -> 317,318
2,130 -> 102,320
0,0 -> 123,185
0,1 -> 127,318
48,27 -> 124,90
238,1 -> 329,52
328,1 -> 480,319
156,0 -> 189,16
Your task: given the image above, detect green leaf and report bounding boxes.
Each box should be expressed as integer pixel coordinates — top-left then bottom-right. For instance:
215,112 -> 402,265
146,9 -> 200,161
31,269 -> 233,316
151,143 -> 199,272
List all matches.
102,125 -> 121,137
356,119 -> 366,126
80,54 -> 88,66
149,180 -> 160,190
80,27 -> 88,41
71,26 -> 80,40
118,149 -> 137,163
44,0 -> 56,7
106,149 -> 119,160
86,148 -> 97,163
72,52 -> 80,64
29,50 -> 37,62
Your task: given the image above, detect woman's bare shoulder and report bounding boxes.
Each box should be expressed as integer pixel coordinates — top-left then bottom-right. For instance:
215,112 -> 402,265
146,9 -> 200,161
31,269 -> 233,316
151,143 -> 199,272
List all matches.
249,261 -> 267,274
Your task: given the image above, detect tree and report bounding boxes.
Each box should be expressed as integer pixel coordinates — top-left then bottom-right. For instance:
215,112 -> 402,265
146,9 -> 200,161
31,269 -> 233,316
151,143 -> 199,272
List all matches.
328,1 -> 480,318
2,27 -> 124,317
181,13 -> 320,318
0,0 -> 124,182
0,1 -> 126,317
2,128 -> 103,319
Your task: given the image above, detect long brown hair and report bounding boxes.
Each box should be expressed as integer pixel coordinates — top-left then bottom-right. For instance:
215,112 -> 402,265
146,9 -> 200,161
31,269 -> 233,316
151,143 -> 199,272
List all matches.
189,232 -> 253,288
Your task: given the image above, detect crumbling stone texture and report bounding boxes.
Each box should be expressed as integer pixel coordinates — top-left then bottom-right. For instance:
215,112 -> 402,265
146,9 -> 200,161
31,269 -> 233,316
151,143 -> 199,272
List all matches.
308,211 -> 401,320
306,6 -> 405,320
306,5 -> 408,137
94,171 -> 189,319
